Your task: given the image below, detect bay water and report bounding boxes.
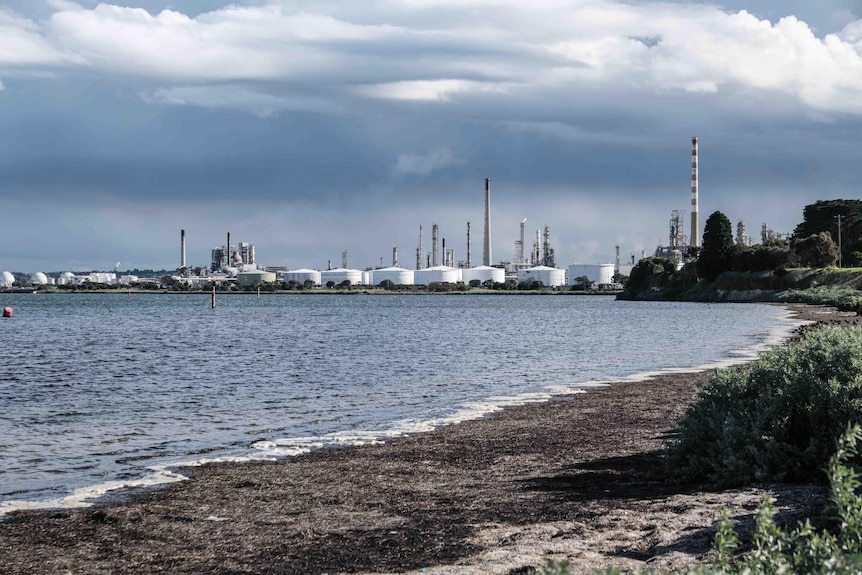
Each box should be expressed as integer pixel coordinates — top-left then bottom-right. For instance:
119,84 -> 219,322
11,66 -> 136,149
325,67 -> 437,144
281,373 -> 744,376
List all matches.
0,293 -> 800,514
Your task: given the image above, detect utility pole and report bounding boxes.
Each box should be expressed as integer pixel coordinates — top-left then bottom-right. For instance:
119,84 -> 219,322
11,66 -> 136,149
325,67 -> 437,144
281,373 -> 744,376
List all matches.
836,215 -> 844,267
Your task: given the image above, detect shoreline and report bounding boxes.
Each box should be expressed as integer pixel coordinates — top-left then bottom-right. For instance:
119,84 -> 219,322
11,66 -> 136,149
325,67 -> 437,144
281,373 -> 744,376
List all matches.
0,304 -> 851,574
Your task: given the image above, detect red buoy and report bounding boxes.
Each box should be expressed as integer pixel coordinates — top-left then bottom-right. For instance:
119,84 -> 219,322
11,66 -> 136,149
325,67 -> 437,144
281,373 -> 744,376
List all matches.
2,307 -> 12,318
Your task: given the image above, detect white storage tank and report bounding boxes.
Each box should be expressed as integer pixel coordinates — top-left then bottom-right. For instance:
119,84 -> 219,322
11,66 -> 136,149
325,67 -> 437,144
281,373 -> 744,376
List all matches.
518,266 -> 566,288
236,270 -> 277,287
321,268 -> 363,286
57,271 -> 76,286
0,271 -> 14,288
568,263 -> 615,286
414,265 -> 461,285
371,267 -> 414,286
284,269 -> 321,286
30,272 -> 49,285
461,265 -> 504,285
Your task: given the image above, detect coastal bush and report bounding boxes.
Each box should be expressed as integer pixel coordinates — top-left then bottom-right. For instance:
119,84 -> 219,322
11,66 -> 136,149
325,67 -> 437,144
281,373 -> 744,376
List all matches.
666,326 -> 862,487
775,286 -> 862,314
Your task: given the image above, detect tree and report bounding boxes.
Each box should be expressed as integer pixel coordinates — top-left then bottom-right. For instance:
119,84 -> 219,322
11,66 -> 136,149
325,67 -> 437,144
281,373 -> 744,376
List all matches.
793,199 -> 862,265
622,257 -> 676,296
697,211 -> 736,282
791,232 -> 839,268
569,275 -> 593,290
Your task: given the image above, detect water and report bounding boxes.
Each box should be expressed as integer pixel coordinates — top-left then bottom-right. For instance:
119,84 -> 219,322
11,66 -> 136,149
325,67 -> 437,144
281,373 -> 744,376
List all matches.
0,293 -> 800,514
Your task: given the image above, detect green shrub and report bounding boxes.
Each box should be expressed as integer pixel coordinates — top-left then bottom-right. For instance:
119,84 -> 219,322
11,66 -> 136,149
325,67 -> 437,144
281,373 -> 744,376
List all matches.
776,286 -> 862,314
666,327 -> 862,486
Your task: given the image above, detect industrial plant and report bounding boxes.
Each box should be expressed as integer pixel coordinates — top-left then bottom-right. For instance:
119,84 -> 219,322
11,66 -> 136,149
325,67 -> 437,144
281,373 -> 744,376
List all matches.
4,137 -> 781,291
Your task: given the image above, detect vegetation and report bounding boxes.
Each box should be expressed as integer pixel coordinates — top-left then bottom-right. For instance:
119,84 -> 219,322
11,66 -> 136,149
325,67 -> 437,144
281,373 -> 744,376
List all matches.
666,326 -> 862,487
794,199 -> 862,265
791,231 -> 839,268
698,211 -> 736,282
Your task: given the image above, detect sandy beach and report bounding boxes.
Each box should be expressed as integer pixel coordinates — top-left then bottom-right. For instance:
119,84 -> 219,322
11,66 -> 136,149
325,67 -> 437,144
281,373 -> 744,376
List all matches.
0,304 -> 855,575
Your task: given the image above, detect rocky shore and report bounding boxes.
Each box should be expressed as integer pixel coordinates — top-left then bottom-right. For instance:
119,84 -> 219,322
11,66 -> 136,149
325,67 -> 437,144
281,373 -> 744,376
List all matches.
0,304 -> 855,574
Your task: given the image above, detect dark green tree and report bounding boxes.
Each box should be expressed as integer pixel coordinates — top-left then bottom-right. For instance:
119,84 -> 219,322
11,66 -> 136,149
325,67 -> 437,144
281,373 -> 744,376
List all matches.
793,199 -> 862,265
622,257 -> 676,297
791,232 -> 839,268
697,211 -> 736,282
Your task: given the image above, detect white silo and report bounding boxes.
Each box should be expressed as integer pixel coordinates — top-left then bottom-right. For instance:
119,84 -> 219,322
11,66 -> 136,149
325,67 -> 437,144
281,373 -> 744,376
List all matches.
461,265 -> 504,285
414,265 -> 461,285
57,271 -> 76,286
30,272 -> 49,285
371,267 -> 414,286
321,268 -> 363,286
518,265 -> 566,288
568,263 -> 615,287
284,269 -> 321,286
0,271 -> 14,288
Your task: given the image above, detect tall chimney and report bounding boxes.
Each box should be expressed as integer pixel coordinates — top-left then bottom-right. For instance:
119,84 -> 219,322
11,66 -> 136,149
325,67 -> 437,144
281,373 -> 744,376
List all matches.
690,137 -> 699,248
432,223 -> 439,267
226,232 -> 231,267
442,237 -> 446,267
180,229 -> 186,268
520,218 -> 527,264
393,247 -> 398,267
416,225 -> 424,270
483,178 -> 492,266
466,221 -> 472,268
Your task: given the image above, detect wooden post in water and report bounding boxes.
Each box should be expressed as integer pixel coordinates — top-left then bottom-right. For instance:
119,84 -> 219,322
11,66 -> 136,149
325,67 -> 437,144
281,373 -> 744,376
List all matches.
257,285 -> 261,299
211,282 -> 216,309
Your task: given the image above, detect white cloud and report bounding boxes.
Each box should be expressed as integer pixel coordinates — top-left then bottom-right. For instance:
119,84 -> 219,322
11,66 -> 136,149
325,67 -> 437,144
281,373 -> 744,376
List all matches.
395,147 -> 463,175
0,1 -> 859,114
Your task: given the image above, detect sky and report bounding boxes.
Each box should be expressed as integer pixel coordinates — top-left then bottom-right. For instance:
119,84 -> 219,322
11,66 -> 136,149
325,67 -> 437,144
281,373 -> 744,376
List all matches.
1,0 -> 861,273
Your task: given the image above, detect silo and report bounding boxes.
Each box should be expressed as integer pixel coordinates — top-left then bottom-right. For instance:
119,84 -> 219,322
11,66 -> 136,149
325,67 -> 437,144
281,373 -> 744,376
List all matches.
30,272 -> 49,285
414,265 -> 460,285
371,267 -> 414,286
284,269 -> 321,286
320,268 -> 363,286
236,270 -> 277,287
461,265 -> 504,285
57,271 -> 76,286
0,271 -> 14,288
567,263 -> 615,286
518,265 -> 566,287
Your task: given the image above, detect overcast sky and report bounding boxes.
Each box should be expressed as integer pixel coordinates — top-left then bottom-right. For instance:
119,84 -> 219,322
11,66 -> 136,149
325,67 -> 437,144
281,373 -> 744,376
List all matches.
1,0 -> 860,272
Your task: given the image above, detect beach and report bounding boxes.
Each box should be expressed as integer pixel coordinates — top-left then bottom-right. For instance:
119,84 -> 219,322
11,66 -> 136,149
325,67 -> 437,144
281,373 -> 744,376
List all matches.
0,304 -> 854,574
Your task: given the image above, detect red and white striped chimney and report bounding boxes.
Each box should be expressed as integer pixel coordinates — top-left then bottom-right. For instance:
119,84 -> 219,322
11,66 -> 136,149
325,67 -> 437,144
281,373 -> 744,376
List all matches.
690,137 -> 699,248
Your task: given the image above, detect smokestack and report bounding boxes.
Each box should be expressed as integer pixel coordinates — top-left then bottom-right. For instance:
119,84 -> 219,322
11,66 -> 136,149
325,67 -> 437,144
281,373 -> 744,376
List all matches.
416,225 -> 424,270
226,232 -> 231,267
690,137 -> 699,248
180,229 -> 186,268
432,223 -> 439,267
466,222 -> 472,268
483,178 -> 492,266
520,218 -> 527,264
442,237 -> 446,267
393,247 -> 398,267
